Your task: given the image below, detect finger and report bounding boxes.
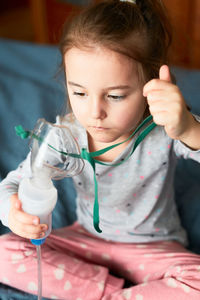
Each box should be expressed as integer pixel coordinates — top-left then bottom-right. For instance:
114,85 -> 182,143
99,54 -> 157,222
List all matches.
149,100 -> 183,119
159,65 -> 172,83
14,209 -> 40,225
10,196 -> 40,225
13,228 -> 47,240
146,90 -> 172,103
148,102 -> 167,115
151,111 -> 169,126
143,79 -> 174,97
10,193 -> 21,210
17,223 -> 48,237
9,216 -> 48,239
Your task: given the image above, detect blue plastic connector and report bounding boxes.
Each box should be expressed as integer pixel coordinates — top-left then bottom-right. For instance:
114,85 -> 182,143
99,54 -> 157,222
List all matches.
31,238 -> 46,245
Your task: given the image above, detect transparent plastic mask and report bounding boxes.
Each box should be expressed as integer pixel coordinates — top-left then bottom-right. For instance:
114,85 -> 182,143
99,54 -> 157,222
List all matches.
29,118 -> 84,180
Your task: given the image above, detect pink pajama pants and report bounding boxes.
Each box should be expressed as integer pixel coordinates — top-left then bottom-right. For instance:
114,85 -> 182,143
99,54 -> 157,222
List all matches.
0,222 -> 200,300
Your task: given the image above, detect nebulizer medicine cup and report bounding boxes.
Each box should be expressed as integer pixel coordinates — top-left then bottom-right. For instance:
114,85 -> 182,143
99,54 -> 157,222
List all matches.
18,176 -> 57,245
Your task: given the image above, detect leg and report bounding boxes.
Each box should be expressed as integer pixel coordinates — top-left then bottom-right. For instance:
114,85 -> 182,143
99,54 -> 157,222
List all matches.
50,227 -> 200,299
0,227 -> 123,300
43,224 -> 200,299
101,240 -> 200,299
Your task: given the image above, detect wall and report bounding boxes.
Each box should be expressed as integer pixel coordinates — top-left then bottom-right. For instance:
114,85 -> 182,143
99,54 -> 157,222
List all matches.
163,0 -> 200,68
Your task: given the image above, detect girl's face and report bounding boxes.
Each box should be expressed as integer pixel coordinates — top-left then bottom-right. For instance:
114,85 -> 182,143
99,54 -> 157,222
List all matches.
65,46 -> 146,147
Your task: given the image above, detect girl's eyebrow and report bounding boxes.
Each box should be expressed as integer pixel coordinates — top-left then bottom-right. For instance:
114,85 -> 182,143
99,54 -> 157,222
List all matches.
68,81 -> 131,90
68,81 -> 84,88
105,85 -> 131,90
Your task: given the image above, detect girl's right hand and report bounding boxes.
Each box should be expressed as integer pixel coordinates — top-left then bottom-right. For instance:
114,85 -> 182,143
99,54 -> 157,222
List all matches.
8,194 -> 48,239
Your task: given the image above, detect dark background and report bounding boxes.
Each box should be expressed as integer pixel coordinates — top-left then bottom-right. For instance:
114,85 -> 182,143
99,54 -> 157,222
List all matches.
0,0 -> 200,69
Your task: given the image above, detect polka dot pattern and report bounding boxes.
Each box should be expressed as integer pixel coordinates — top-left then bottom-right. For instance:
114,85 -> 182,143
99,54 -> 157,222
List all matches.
11,253 -> 23,264
16,264 -> 26,273
1,121 -> 200,299
102,253 -> 111,260
98,280 -> 104,291
24,250 -> 33,256
64,280 -> 72,291
166,278 -> 177,288
181,283 -> 191,293
139,264 -> 145,270
135,295 -> 143,300
122,289 -> 132,299
2,277 -> 10,284
50,296 -> 58,299
54,264 -> 65,280
28,281 -> 37,291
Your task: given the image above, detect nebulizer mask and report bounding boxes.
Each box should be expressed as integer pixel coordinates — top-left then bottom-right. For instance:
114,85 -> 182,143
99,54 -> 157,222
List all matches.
16,114 -> 156,299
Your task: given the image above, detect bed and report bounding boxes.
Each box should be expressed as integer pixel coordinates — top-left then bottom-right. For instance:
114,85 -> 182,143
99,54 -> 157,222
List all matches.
0,38 -> 200,299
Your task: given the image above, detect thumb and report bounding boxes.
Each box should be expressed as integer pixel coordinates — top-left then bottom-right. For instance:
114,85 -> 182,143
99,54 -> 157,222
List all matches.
159,65 -> 172,82
10,194 -> 22,210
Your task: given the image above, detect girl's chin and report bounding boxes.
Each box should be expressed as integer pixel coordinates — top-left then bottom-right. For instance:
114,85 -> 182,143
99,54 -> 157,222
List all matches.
88,131 -> 128,145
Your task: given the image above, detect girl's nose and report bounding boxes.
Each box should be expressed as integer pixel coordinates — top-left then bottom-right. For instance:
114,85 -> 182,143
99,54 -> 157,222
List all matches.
90,98 -> 106,120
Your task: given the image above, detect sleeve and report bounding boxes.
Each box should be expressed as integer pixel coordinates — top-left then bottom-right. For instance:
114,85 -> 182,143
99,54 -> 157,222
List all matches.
173,114 -> 200,163
0,153 -> 32,227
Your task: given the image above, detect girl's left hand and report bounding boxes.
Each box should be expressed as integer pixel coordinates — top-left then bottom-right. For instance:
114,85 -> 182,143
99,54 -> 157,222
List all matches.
143,65 -> 194,141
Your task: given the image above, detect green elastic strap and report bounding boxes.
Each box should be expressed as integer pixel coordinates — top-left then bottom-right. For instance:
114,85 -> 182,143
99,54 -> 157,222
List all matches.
88,115 -> 156,166
15,125 -> 43,142
15,125 -> 30,139
80,148 -> 101,232
15,115 -> 156,233
78,115 -> 156,232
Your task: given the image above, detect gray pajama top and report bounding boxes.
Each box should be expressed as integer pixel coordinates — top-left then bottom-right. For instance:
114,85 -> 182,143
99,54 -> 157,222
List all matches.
1,114 -> 200,245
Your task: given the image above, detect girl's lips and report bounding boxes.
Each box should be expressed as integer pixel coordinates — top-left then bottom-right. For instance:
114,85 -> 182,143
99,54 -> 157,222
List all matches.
91,126 -> 108,130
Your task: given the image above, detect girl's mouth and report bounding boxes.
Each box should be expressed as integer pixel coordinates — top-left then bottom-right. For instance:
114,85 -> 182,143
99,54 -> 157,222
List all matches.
92,126 -> 108,131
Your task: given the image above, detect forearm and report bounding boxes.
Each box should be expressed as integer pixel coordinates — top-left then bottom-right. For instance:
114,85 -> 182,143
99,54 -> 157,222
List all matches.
0,171 -> 21,226
0,153 -> 32,227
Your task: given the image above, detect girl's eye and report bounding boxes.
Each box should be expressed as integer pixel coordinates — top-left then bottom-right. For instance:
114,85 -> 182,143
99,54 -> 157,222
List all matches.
107,95 -> 126,101
73,92 -> 87,97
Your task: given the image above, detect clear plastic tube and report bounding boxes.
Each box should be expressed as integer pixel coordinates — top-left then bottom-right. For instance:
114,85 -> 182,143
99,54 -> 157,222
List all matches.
36,245 -> 42,300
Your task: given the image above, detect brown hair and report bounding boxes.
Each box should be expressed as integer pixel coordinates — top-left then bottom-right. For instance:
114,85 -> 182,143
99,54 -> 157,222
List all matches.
59,0 -> 172,83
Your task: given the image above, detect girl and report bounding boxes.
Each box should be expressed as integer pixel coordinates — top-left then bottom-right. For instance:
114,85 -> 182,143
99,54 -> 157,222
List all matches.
1,0 -> 200,299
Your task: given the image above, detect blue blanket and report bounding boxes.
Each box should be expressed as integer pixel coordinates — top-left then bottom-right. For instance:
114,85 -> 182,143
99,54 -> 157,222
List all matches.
0,38 -> 200,299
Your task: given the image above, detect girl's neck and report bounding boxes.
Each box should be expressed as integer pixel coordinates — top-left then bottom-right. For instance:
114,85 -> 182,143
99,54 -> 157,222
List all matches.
88,134 -> 132,163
